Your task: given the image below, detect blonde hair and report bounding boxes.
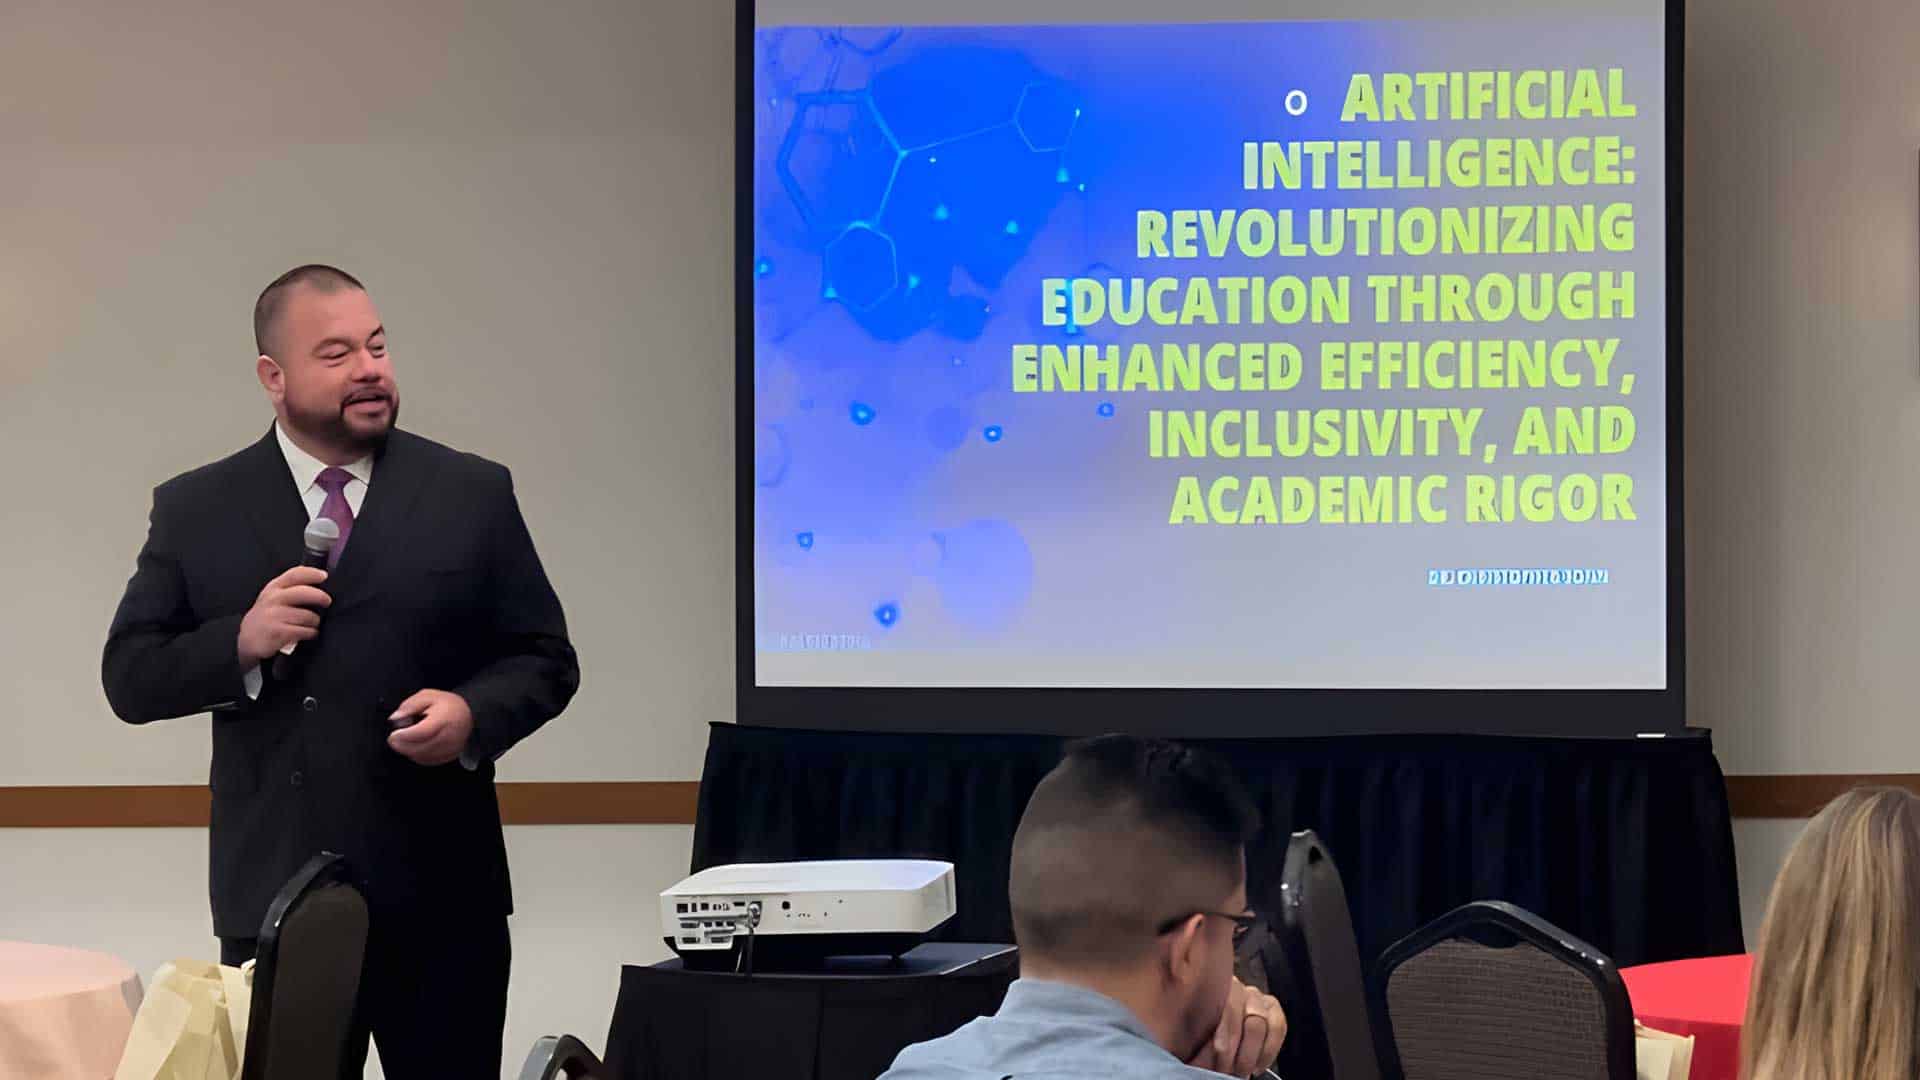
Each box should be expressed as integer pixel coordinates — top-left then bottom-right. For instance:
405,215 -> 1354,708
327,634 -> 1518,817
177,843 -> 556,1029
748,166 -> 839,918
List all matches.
1742,786 -> 1920,1080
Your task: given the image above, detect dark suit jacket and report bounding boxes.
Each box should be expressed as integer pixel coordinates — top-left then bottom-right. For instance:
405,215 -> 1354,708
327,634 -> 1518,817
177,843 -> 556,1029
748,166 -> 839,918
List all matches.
103,426 -> 580,938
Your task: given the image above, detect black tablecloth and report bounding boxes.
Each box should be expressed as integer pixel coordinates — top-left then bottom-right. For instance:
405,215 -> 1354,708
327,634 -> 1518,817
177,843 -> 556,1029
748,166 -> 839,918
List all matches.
602,943 -> 1018,1080
691,723 -> 1743,968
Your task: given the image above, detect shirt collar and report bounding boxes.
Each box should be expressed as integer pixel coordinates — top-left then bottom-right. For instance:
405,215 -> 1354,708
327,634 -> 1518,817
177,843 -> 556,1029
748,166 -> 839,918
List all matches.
274,418 -> 374,495
997,978 -> 1165,1047
274,421 -> 374,494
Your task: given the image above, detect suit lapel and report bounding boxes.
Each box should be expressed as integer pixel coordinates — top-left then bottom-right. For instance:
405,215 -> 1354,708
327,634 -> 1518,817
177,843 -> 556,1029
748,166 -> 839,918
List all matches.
240,426 -> 311,570
327,429 -> 436,614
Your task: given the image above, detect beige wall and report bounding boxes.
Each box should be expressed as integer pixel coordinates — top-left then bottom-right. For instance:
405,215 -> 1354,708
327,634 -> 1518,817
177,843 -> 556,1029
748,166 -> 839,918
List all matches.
1685,0 -> 1920,777
1685,0 -> 1920,928
0,0 -> 733,787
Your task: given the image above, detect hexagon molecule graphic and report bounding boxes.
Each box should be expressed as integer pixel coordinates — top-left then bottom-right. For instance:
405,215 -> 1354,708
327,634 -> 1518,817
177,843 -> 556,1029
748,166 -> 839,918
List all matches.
769,42 -> 1083,342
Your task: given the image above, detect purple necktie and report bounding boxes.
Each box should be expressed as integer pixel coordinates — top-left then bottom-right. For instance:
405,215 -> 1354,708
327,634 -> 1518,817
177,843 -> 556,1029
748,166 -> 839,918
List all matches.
315,467 -> 356,569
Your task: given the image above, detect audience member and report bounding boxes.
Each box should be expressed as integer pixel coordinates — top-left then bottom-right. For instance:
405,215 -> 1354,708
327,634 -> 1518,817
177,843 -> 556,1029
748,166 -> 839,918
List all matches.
882,734 -> 1288,1078
1742,786 -> 1920,1080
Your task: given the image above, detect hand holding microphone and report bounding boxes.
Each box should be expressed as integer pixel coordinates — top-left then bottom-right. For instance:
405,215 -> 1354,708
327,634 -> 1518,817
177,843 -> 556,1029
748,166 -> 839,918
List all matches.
237,519 -> 337,673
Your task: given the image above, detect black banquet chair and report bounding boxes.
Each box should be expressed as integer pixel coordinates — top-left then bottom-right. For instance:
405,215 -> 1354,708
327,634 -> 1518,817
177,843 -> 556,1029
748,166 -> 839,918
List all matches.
1372,900 -> 1635,1080
518,1034 -> 607,1080
1251,829 -> 1383,1080
240,851 -> 370,1080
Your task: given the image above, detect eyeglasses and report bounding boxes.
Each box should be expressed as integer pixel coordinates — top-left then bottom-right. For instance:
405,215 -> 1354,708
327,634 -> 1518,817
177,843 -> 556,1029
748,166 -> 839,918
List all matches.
1156,910 -> 1262,949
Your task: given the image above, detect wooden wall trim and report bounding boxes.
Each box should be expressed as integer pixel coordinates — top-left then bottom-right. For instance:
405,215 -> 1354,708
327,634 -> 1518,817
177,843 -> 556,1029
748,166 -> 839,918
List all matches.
1,775 -> 1911,826
0,785 -> 214,828
496,781 -> 701,825
0,781 -> 701,828
1722,774 -> 1920,819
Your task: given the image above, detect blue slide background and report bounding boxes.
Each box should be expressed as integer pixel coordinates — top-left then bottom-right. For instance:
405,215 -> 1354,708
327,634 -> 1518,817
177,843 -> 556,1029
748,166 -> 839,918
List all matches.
749,19 -> 1667,689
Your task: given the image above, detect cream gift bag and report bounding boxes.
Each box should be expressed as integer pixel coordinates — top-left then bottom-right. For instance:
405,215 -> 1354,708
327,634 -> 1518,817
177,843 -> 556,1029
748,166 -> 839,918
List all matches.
1634,1021 -> 1696,1080
113,960 -> 254,1080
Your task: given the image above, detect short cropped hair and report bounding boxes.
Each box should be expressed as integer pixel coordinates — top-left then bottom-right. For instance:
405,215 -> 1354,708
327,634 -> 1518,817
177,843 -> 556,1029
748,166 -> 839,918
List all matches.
253,264 -> 365,356
1009,734 -> 1257,971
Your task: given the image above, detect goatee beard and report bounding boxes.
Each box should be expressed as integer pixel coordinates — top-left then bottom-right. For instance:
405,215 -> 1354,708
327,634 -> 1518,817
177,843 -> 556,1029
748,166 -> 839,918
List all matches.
290,400 -> 397,456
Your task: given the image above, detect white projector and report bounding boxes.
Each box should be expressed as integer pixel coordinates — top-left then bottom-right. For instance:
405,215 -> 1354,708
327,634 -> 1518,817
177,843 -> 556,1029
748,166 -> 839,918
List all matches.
661,859 -> 957,970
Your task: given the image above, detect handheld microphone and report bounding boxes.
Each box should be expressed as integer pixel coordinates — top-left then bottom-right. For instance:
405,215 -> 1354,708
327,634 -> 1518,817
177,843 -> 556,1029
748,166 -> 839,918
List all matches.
271,518 -> 340,682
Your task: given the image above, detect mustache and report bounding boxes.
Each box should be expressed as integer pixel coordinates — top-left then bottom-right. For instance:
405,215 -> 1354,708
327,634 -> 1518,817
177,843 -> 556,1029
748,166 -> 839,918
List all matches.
342,388 -> 391,406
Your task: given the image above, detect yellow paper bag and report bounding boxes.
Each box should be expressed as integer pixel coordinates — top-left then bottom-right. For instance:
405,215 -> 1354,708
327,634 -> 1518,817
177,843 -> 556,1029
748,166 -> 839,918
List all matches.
114,960 -> 250,1080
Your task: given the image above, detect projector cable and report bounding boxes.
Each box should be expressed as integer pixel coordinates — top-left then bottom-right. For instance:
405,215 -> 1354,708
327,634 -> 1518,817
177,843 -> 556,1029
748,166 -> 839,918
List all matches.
733,901 -> 763,977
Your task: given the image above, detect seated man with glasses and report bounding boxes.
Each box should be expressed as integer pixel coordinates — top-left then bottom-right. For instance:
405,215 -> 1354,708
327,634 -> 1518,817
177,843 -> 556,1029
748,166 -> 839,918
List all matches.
881,734 -> 1288,1079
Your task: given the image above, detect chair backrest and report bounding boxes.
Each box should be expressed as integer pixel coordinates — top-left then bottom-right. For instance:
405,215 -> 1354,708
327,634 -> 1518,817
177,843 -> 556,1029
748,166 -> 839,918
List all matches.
241,852 -> 369,1080
1262,830 -> 1383,1080
517,1034 -> 606,1080
1373,901 -> 1634,1080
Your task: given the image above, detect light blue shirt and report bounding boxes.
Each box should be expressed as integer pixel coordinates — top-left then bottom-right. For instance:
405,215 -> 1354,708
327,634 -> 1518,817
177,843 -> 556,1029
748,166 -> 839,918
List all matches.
880,978 -> 1227,1079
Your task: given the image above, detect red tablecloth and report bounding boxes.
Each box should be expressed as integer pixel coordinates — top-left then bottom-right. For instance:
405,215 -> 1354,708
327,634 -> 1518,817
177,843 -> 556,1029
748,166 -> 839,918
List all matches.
1620,953 -> 1752,1080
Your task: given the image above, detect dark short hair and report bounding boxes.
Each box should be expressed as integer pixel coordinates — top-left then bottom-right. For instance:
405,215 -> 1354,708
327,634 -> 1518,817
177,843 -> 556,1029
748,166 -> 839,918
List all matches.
253,264 -> 365,356
1009,734 -> 1257,970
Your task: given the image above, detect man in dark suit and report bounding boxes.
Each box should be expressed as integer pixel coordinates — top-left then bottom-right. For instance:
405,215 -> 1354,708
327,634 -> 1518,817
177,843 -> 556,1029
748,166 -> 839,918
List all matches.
103,264 -> 580,1077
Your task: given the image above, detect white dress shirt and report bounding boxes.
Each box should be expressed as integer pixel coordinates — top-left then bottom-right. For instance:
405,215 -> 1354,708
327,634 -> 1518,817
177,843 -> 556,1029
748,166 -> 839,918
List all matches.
241,424 -> 373,699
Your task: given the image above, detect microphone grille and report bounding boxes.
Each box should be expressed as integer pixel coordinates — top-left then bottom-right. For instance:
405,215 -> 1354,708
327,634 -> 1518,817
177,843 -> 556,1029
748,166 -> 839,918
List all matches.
304,517 -> 341,552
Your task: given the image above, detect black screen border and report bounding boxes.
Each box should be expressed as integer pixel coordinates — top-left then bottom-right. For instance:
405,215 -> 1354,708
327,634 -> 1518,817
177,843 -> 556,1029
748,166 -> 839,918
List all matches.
733,2 -> 1686,737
